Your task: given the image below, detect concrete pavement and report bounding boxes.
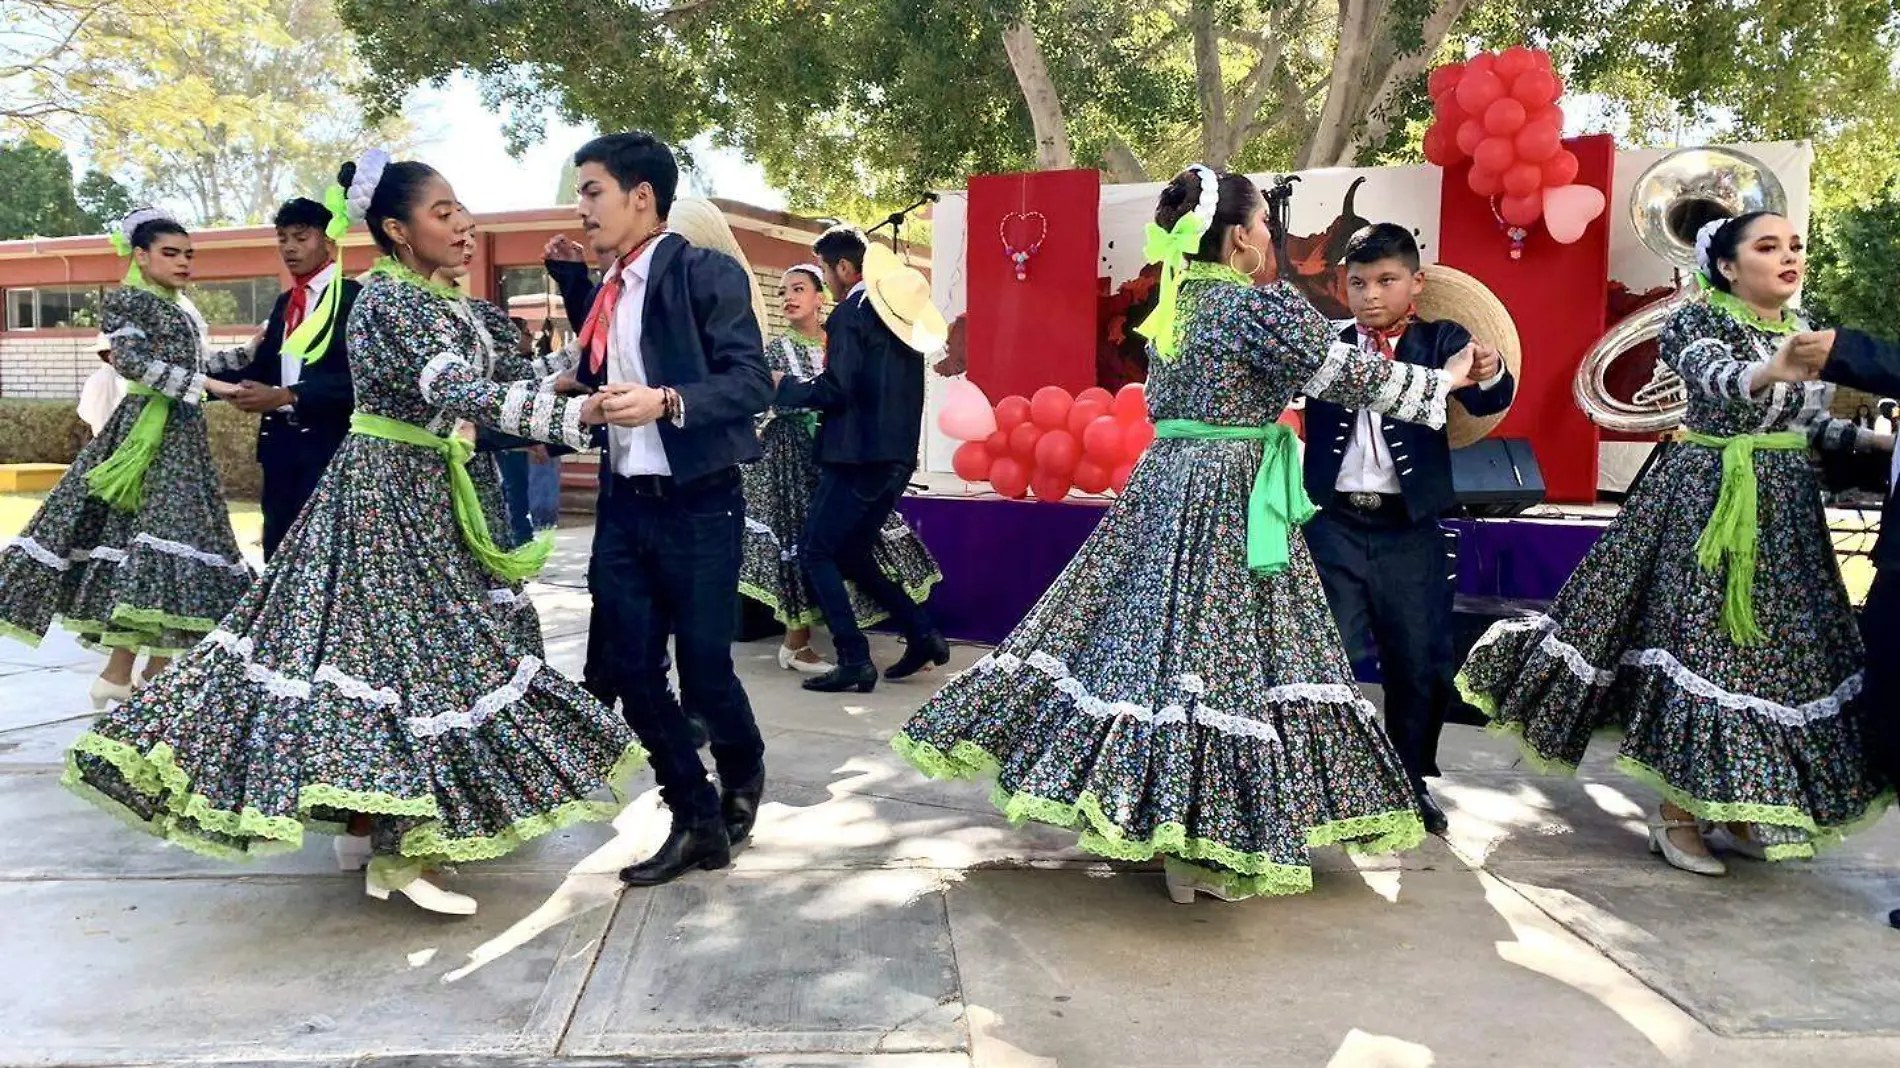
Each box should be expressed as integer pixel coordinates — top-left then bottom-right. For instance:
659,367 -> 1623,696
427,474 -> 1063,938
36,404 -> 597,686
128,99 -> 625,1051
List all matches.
0,527 -> 1897,1067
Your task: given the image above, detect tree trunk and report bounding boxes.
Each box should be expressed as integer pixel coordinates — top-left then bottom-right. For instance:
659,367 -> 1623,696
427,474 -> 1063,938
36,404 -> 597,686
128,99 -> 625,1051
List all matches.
1001,19 -> 1074,171
1342,0 -> 1471,163
1100,136 -> 1150,184
1299,0 -> 1378,170
1301,0 -> 1471,168
1189,1 -> 1230,168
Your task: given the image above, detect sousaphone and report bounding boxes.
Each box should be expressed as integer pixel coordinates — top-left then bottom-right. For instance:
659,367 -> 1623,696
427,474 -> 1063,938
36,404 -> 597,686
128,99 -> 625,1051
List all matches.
1572,148 -> 1787,433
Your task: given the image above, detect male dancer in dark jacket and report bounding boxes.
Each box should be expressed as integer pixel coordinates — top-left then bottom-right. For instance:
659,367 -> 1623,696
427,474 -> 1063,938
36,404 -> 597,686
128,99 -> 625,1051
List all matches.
1302,223 -> 1512,835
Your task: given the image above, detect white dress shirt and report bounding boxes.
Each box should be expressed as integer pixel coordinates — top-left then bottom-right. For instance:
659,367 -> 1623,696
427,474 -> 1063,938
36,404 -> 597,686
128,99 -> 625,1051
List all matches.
276,262 -> 336,411
1334,324 -> 1504,494
605,234 -> 676,476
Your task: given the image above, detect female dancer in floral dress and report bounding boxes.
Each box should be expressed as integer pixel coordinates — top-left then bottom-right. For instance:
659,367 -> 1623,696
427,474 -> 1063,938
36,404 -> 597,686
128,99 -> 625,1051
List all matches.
64,152 -> 640,916
0,209 -> 253,709
894,166 -> 1479,903
1457,211 -> 1891,875
741,263 -> 942,675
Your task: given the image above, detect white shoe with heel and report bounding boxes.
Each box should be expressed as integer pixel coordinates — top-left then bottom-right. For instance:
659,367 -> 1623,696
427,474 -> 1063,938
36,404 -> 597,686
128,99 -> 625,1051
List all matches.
1647,813 -> 1726,876
89,677 -> 132,711
365,871 -> 477,915
777,644 -> 832,675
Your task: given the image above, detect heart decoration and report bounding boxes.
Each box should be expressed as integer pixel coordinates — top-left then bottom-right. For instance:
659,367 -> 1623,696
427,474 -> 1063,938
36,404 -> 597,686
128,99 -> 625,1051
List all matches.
999,210 -> 1048,282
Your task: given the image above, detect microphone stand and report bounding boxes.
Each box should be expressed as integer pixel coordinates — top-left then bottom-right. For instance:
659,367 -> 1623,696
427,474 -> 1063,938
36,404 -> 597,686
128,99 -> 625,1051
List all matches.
868,192 -> 939,258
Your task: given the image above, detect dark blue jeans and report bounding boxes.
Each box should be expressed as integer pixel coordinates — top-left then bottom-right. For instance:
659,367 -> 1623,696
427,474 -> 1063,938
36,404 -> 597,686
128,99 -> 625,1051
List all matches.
1305,505 -> 1457,788
800,462 -> 936,667
589,470 -> 764,827
526,450 -> 561,528
494,449 -> 535,545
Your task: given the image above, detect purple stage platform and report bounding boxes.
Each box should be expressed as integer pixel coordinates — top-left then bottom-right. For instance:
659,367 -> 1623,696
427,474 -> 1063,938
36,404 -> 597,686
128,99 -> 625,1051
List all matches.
894,493 -> 1607,647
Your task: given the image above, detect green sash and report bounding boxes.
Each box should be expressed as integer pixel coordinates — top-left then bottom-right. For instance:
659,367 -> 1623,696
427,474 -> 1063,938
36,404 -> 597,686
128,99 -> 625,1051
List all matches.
281,269 -> 344,365
1682,428 -> 1809,646
85,383 -> 170,513
349,412 -> 553,582
1153,419 -> 1314,575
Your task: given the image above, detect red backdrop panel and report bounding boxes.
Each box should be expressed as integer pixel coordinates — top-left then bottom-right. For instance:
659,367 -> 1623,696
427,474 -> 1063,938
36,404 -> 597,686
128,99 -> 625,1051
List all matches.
1437,134 -> 1613,503
967,169 -> 1102,402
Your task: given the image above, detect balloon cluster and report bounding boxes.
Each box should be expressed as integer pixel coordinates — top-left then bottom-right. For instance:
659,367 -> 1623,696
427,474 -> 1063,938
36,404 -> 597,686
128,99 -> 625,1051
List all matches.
939,379 -> 1154,501
1421,47 -> 1605,248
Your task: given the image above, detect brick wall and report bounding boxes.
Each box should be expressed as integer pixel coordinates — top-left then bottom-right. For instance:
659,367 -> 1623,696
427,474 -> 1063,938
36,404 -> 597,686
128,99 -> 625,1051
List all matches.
0,331 -> 253,401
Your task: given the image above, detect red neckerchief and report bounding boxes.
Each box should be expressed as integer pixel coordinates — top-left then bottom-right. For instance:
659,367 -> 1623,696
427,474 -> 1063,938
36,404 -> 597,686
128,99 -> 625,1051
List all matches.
577,228 -> 668,375
283,260 -> 333,336
1356,309 -> 1415,359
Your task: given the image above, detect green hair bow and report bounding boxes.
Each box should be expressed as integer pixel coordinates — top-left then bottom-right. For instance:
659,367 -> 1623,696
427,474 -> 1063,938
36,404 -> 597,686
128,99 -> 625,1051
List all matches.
1133,212 -> 1210,361
322,182 -> 351,242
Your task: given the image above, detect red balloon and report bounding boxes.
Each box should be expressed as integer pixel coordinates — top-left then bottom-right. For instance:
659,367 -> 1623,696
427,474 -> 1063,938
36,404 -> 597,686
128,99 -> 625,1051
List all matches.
1514,120 -> 1562,163
1453,69 -> 1505,115
1496,46 -> 1537,81
1532,48 -> 1555,71
995,395 -> 1031,432
983,430 -> 1010,459
1072,459 -> 1111,495
1066,398 -> 1109,438
1510,68 -> 1558,109
1541,149 -> 1581,189
1076,386 -> 1114,409
989,458 -> 1029,499
1455,119 -> 1488,158
1122,418 -> 1156,457
1110,461 -> 1136,495
1503,161 -> 1544,198
1422,125 -> 1459,167
1465,52 -> 1497,76
1030,470 -> 1072,503
1467,166 -> 1504,198
1112,383 -> 1148,423
1483,98 -> 1527,136
1033,429 -> 1081,477
1528,104 -> 1564,130
1082,416 -> 1125,465
1029,385 -> 1073,430
1008,422 -> 1044,465
952,441 -> 993,482
1432,92 -> 1466,127
1499,193 -> 1543,228
1426,63 -> 1464,99
1474,135 -> 1516,175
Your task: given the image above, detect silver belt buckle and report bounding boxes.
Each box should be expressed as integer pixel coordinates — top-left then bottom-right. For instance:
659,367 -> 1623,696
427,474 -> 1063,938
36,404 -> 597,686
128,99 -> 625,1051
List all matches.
1348,492 -> 1382,511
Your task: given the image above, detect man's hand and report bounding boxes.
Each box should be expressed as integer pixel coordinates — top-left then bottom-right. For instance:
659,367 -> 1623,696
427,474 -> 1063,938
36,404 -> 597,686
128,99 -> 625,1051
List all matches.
228,380 -> 293,413
544,235 -> 587,264
1468,342 -> 1503,383
600,384 -> 668,427
1769,331 -> 1831,384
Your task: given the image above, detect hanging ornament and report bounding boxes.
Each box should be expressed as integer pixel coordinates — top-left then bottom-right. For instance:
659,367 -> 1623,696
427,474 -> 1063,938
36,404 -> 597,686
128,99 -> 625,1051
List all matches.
1491,197 -> 1531,260
999,210 -> 1047,282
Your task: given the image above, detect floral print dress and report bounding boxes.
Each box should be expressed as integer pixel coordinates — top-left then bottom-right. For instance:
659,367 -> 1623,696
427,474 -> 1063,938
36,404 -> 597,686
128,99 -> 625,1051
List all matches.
1457,300 -> 1888,858
0,286 -> 253,656
739,332 -> 942,629
64,269 -> 643,889
893,264 -> 1454,899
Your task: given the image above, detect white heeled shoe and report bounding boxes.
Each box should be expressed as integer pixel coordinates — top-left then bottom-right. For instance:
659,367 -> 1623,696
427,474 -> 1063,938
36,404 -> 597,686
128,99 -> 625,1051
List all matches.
1714,824 -> 1770,862
1647,813 -> 1726,876
333,835 -> 373,872
365,871 -> 478,915
1164,865 -> 1243,904
776,644 -> 833,675
90,677 -> 133,711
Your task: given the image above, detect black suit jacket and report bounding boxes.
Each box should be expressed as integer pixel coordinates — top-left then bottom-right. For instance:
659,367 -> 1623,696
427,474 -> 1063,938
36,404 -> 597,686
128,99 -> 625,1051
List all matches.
1821,328 -> 1900,568
774,290 -> 925,467
1303,318 -> 1515,523
214,277 -> 359,464
564,237 -> 773,485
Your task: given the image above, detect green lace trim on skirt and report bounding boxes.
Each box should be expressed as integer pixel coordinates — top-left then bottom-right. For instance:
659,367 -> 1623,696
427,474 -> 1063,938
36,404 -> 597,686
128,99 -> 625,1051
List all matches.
0,618 -> 44,649
66,731 -> 649,868
740,572 -> 943,631
1614,755 -> 1895,860
891,732 -> 1425,883
1163,857 -> 1318,899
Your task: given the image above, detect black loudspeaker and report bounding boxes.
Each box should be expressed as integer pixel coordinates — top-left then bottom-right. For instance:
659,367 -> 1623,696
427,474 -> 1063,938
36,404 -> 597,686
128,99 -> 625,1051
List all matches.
1452,438 -> 1545,517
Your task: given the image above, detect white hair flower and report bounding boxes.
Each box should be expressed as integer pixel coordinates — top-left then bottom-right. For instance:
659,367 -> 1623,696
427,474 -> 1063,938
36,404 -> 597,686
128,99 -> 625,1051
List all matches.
346,147 -> 391,223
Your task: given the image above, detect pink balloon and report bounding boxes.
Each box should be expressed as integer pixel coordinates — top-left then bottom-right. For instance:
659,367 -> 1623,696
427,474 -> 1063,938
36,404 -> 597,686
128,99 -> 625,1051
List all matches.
1514,120 -> 1562,164
1510,68 -> 1558,109
990,458 -> 1029,499
1502,161 -> 1544,198
1483,98 -> 1527,136
1030,385 -> 1073,430
1082,416 -> 1125,465
1033,429 -> 1081,478
936,378 -> 997,441
1499,193 -> 1543,228
1542,183 -> 1607,244
1072,459 -> 1111,495
952,441 -> 993,482
1474,135 -> 1516,175
1454,69 -> 1506,115
1122,419 -> 1156,458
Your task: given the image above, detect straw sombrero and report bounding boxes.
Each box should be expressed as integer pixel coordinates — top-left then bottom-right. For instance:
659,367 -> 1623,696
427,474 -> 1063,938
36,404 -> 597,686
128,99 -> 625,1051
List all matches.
863,242 -> 949,354
1415,263 -> 1521,449
667,198 -> 771,332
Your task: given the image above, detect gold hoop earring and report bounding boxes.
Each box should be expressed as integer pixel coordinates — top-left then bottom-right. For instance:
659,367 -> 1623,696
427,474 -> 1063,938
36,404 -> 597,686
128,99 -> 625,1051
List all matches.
1229,244 -> 1265,277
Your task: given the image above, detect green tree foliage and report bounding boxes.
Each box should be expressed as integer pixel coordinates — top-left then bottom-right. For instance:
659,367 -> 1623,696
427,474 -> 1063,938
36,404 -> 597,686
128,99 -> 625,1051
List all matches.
1806,181 -> 1900,342
0,140 -> 132,238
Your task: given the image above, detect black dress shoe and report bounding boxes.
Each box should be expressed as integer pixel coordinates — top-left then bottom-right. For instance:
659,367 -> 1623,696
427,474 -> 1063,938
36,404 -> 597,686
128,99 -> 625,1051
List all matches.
1888,907 -> 1900,931
722,772 -> 765,846
885,632 -> 951,680
619,823 -> 731,887
1416,788 -> 1450,837
803,661 -> 878,693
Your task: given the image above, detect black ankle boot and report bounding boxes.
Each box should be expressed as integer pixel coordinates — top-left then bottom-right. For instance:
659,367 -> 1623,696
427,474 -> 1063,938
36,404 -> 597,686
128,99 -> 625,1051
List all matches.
803,661 -> 878,693
1416,787 -> 1450,837
885,632 -> 951,680
619,823 -> 731,887
721,772 -> 765,846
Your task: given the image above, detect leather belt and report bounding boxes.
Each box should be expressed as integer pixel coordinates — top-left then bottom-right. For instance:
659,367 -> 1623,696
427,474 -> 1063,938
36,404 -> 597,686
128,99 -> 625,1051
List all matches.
610,473 -> 676,498
1337,491 -> 1403,513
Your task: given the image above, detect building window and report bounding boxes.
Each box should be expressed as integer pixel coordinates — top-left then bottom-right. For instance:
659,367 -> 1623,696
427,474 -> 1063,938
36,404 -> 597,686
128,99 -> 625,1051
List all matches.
4,285 -> 109,329
187,276 -> 283,327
